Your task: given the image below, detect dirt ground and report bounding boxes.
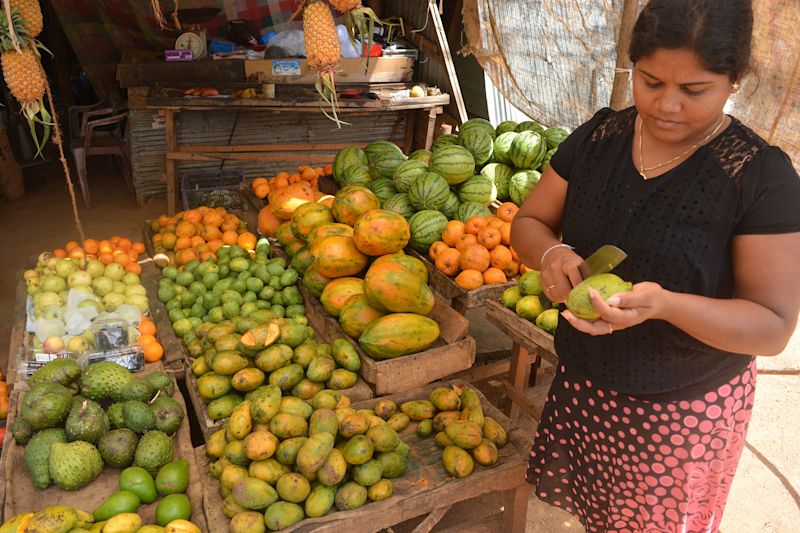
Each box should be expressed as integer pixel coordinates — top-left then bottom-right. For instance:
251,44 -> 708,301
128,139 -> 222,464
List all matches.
1,161 -> 797,532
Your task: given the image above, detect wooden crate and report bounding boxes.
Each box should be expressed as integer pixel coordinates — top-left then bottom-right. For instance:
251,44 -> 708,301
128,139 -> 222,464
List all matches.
300,285 -> 476,396
408,250 -> 517,315
141,209 -> 258,259
200,379 -> 530,533
485,300 -> 556,358
1,366 -> 208,530
140,261 -> 189,371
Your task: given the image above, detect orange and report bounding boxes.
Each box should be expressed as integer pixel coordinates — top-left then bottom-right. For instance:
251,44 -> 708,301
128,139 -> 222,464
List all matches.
221,219 -> 240,233
203,224 -> 222,241
483,267 -> 508,285
68,247 -> 85,261
175,236 -> 192,250
83,239 -> 99,255
113,253 -> 130,267
490,245 -> 513,270
128,251 -> 139,262
460,244 -> 491,273
323,164 -> 333,175
500,223 -> 511,246
144,342 -> 164,363
237,231 -> 257,251
455,234 -> 478,253
435,248 -> 462,277
221,230 -> 238,246
465,216 -> 487,235
53,248 -> 67,258
65,240 -> 79,251
117,237 -> 132,251
276,171 -> 289,180
158,214 -> 171,227
477,227 -> 501,250
99,252 -> 114,265
137,334 -> 157,346
183,209 -> 203,224
455,269 -> 484,290
428,241 -> 450,261
111,236 -> 121,245
177,249 -> 198,265
274,176 -> 289,189
203,211 -> 224,227
254,183 -> 270,199
132,242 -> 146,254
200,251 -> 215,262
190,235 -> 206,248
301,167 -> 317,181
496,202 -> 519,222
195,243 -> 209,254
176,221 -> 197,238
161,232 -> 177,250
125,262 -> 142,275
98,239 -> 114,254
442,221 -> 466,247
252,177 -> 268,190
207,239 -> 224,253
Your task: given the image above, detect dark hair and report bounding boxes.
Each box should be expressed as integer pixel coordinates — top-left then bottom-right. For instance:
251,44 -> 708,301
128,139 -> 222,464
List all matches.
629,0 -> 753,82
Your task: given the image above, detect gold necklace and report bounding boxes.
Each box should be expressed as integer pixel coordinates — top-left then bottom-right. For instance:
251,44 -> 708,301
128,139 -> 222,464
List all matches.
638,114 -> 726,179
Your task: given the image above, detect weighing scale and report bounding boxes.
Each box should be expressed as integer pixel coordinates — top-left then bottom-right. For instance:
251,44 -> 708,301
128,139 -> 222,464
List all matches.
169,8 -> 221,60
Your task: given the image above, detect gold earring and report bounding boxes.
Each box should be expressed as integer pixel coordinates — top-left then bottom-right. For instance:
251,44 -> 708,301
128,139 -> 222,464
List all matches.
732,82 -> 740,92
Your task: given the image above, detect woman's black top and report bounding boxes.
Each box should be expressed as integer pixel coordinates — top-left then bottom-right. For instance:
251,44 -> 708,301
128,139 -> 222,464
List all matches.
549,107 -> 800,396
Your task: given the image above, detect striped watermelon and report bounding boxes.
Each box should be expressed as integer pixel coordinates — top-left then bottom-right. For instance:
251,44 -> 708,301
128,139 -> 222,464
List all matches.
456,201 -> 491,223
431,134 -> 460,152
495,121 -> 518,136
429,145 -> 475,185
540,147 -> 558,172
365,140 -> 403,162
370,178 -> 398,204
510,131 -> 547,170
458,175 -> 497,206
393,159 -> 429,193
458,128 -> 494,166
516,120 -> 545,134
408,210 -> 449,253
408,172 -> 450,211
440,190 -> 460,219
369,148 -> 408,180
333,147 -> 368,184
480,163 -> 514,201
493,132 -> 518,165
544,127 -> 569,149
409,149 -> 432,166
509,170 -> 541,205
344,165 -> 372,187
383,193 -> 416,219
459,118 -> 496,140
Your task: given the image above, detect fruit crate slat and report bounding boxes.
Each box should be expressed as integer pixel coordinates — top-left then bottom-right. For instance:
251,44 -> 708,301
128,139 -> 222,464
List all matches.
299,284 -> 476,396
1,365 -> 208,530
140,261 -> 190,372
199,379 -> 530,533
5,270 -> 31,389
407,250 -> 518,315
484,300 -> 557,361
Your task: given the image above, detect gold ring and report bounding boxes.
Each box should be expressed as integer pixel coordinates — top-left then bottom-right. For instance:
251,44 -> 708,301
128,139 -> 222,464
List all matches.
546,284 -> 556,291
607,323 -> 614,334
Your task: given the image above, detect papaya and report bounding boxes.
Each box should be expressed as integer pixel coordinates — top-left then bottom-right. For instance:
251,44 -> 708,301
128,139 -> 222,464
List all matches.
334,482 -> 368,511
472,438 -> 499,466
339,413 -> 370,438
416,419 -> 434,438
444,420 -> 483,449
366,424 -> 399,452
249,458 -> 290,484
370,253 -> 428,283
352,459 -> 384,487
249,384 -> 282,424
482,417 -> 508,448
302,264 -> 332,298
279,397 -> 313,420
320,277 -> 365,317
338,295 -> 386,339
430,387 -> 461,411
230,511 -> 266,533
433,411 -> 461,433
373,399 -> 397,420
353,209 -> 411,256
269,413 -> 308,439
296,432 -> 335,473
232,477 -> 278,510
231,368 -> 266,393
342,435 -> 374,465
306,223 -> 354,246
310,235 -> 369,279
228,401 -> 253,439
275,437 -> 308,466
275,472 -> 312,503
305,356 -> 336,383
304,484 -> 337,518
367,478 -> 393,502
359,314 -> 440,359
400,400 -> 436,421
291,379 -> 324,401
331,186 -> 381,226
331,338 -> 361,372
290,202 -> 334,241
316,448 -> 348,487
196,372 -> 232,401
208,394 -> 243,420
442,446 -> 474,477
268,364 -> 305,392
255,345 -> 293,373
243,431 -> 279,462
435,431 -> 454,448
566,273 -> 633,321
375,451 -> 407,478
206,429 -> 227,458
459,388 -> 485,428
222,494 -> 247,518
364,263 -> 435,315
386,413 -> 410,432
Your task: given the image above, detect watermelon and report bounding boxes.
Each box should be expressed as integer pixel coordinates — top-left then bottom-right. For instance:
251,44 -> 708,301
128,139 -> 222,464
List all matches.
333,147 -> 368,184
440,190 -> 460,219
495,120 -> 518,136
509,170 -> 541,205
393,159 -> 429,193
344,165 -> 372,187
431,134 -> 460,152
540,147 -> 558,172
365,140 -> 403,162
369,147 -> 408,180
544,127 -> 569,149
458,128 -> 494,166
456,201 -> 492,223
493,132 -> 518,165
409,149 -> 432,165
383,193 -> 416,219
480,163 -> 514,201
429,145 -> 475,185
370,178 -> 398,204
408,210 -> 449,253
458,175 -> 497,206
510,131 -> 547,170
459,118 -> 496,140
408,172 -> 450,211
516,120 -> 545,134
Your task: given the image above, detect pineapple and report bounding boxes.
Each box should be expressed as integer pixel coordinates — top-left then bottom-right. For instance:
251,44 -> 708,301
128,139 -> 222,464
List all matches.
328,0 -> 362,12
327,0 -> 381,68
0,9 -> 50,156
10,0 -> 43,38
303,0 -> 345,127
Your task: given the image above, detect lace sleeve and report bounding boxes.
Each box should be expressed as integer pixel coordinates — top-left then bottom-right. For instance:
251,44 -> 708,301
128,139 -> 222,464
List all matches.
735,147 -> 800,235
549,107 -> 615,181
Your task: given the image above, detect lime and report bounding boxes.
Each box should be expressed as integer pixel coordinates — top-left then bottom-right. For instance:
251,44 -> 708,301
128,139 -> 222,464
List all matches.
202,271 -> 220,289
501,286 -> 522,309
183,259 -> 201,273
246,277 -> 264,293
259,286 -> 276,301
173,317 -> 193,336
168,308 -> 186,323
518,271 -> 542,296
535,308 -> 559,334
516,295 -> 545,321
162,266 -> 179,280
242,291 -> 258,303
230,257 -> 250,273
267,263 -> 285,277
230,279 -> 247,294
229,245 -> 247,259
202,292 -> 220,310
175,271 -> 194,287
223,301 -> 241,319
189,281 -> 207,295
217,246 -> 231,259
207,306 -> 225,323
158,285 -> 176,303
221,290 -> 243,305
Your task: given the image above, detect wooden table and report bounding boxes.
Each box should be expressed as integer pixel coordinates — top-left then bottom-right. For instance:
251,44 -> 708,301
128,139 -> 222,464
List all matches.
485,300 -> 559,422
145,85 -> 450,214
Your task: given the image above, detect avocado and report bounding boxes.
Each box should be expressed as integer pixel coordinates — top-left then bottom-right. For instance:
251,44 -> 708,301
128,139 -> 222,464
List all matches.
97,428 -> 139,469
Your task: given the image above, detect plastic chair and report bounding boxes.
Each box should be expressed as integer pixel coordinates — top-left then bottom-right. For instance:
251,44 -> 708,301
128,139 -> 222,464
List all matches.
68,104 -> 134,208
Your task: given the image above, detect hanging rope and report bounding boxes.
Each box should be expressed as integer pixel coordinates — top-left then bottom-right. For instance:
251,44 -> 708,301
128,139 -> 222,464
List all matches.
150,0 -> 169,30
2,0 -> 21,52
45,79 -> 85,243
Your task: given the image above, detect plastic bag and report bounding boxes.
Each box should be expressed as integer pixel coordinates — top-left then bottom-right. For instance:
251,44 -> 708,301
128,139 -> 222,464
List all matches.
338,25 -> 361,58
267,30 -> 306,57
91,318 -> 130,351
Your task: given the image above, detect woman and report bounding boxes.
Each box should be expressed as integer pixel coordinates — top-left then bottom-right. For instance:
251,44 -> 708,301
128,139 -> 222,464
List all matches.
511,1 -> 800,531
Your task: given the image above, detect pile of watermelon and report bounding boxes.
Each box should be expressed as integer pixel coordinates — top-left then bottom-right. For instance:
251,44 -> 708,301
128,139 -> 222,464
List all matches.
331,119 -> 568,254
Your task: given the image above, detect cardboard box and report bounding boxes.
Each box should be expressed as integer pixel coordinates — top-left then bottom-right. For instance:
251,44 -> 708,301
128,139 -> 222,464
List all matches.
244,56 -> 413,84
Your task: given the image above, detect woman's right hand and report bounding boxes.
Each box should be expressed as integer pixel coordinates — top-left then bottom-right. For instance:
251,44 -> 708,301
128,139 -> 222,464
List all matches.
540,246 -> 585,303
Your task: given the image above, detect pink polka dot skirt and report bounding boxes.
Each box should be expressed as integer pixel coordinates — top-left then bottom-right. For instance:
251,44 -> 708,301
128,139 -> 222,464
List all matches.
527,360 -> 756,533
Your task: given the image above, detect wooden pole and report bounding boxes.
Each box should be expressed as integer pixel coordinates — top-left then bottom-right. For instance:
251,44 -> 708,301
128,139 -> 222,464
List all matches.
609,0 -> 639,110
0,125 -> 24,200
428,0 -> 468,124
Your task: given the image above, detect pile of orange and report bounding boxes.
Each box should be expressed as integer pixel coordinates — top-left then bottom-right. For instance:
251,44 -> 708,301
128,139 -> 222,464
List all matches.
137,316 -> 164,363
53,237 -> 146,275
250,164 -> 331,200
429,202 -> 530,290
150,205 -> 257,266
0,368 -> 8,421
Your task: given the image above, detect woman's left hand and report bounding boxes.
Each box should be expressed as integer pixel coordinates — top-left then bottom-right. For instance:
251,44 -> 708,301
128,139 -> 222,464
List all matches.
560,281 -> 668,335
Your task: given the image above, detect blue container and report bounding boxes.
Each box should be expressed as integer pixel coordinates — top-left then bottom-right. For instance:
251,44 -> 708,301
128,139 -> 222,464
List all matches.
180,170 -> 245,211
209,38 -> 237,54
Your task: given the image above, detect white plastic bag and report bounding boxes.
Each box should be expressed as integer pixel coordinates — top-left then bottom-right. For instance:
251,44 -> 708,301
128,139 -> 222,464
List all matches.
268,30 -> 306,57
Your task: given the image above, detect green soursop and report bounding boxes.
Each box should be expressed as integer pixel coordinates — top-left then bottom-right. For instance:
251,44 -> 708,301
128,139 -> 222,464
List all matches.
134,431 -> 173,476
143,372 -> 175,396
120,379 -> 157,402
24,428 -> 67,489
151,396 -> 185,435
49,440 -> 104,490
65,399 -> 110,443
122,401 -> 157,433
21,382 -> 73,430
80,362 -> 134,400
30,357 -> 82,389
97,428 -> 139,469
12,419 -> 34,445
107,403 -> 125,428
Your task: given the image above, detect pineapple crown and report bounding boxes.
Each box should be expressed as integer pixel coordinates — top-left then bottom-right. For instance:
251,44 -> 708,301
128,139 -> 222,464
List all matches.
0,9 -> 32,54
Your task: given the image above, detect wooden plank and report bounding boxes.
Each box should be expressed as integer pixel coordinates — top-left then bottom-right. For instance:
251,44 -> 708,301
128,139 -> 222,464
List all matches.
164,109 -> 177,214
5,271 -> 29,387
411,504 -> 452,533
508,344 -> 532,421
117,59 -> 245,88
444,349 -> 538,384
609,0 -> 640,110
243,56 -> 414,85
428,0 -> 468,124
503,482 -> 533,533
177,141 -> 369,154
502,379 -> 542,422
166,152 -> 343,164
484,300 -> 557,360
141,260 -> 188,371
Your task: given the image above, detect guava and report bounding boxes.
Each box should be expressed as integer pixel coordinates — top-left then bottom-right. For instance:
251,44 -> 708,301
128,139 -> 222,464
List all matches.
105,262 -> 126,281
66,336 -> 90,354
125,285 -> 147,297
41,275 -> 67,293
43,336 -> 65,353
92,276 -> 114,297
125,294 -> 149,313
103,292 -> 127,311
55,259 -> 79,279
68,270 -> 93,288
123,272 -> 141,286
86,259 -> 106,278
113,281 -> 127,295
566,273 -> 633,321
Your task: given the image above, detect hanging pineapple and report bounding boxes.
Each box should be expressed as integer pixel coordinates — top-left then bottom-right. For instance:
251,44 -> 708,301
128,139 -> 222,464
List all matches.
328,0 -> 381,66
10,0 -> 43,38
0,8 -> 50,156
303,0 -> 346,127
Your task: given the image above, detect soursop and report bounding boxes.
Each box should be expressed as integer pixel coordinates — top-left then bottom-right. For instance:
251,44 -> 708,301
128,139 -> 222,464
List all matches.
151,396 -> 185,435
97,428 -> 139,469
143,371 -> 174,396
80,361 -> 134,400
29,357 -> 81,389
49,440 -> 104,491
120,379 -> 156,402
107,402 -> 125,429
122,401 -> 157,433
12,419 -> 34,445
134,430 -> 173,476
21,382 -> 73,430
65,399 -> 110,443
24,428 -> 67,489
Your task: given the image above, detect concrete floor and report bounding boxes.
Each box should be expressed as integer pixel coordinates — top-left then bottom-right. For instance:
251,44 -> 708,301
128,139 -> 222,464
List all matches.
1,161 -> 798,532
